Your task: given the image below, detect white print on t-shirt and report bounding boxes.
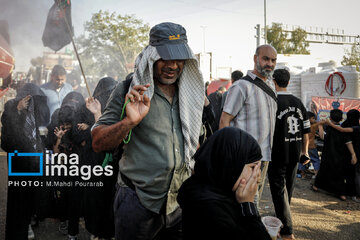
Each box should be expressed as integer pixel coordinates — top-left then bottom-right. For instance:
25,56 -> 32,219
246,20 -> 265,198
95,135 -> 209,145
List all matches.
284,136 -> 303,142
287,115 -> 300,135
278,106 -> 304,120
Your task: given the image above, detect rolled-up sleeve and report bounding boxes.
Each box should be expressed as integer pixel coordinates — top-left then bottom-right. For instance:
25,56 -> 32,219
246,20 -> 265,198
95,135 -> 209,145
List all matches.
92,82 -> 126,130
223,83 -> 246,117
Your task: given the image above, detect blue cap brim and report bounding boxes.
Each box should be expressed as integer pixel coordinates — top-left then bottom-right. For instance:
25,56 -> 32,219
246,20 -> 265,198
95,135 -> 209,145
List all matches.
155,43 -> 192,60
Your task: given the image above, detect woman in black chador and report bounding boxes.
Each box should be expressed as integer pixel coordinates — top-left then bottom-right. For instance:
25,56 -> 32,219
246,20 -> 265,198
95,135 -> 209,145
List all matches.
177,127 -> 271,240
1,83 -> 49,240
83,77 -> 118,239
314,109 -> 356,201
341,109 -> 360,197
49,91 -> 92,239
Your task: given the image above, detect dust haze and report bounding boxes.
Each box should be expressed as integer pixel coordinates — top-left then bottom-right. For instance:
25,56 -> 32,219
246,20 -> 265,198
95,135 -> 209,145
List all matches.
0,0 -> 52,72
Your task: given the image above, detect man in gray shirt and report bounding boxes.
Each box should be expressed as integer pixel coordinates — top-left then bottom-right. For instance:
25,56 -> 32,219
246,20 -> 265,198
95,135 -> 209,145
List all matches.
220,44 -> 278,206
92,22 -> 204,240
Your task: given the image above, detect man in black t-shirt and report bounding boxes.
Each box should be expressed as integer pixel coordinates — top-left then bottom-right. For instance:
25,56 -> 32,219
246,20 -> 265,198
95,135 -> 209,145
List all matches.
208,86 -> 226,131
268,69 -> 310,240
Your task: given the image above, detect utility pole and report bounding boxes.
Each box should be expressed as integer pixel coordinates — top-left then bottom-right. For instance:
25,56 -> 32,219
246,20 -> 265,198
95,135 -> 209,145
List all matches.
264,0 -> 267,44
255,24 -> 261,47
200,26 -> 207,53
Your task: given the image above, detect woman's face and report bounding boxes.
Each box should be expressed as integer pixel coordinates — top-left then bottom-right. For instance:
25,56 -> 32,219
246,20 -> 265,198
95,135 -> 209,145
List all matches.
60,123 -> 72,131
232,160 -> 261,192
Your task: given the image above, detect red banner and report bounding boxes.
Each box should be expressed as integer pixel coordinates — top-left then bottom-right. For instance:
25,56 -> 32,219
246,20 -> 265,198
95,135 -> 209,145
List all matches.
311,96 -> 360,120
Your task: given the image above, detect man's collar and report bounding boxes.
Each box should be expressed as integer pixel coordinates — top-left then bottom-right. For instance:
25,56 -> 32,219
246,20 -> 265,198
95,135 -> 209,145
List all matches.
248,71 -> 272,82
248,71 -> 257,80
277,91 -> 292,95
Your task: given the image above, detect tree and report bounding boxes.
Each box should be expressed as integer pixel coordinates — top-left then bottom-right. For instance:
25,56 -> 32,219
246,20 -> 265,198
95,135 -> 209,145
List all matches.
30,56 -> 44,67
267,23 -> 310,55
76,11 -> 150,80
266,23 -> 290,54
341,44 -> 360,71
288,28 -> 310,54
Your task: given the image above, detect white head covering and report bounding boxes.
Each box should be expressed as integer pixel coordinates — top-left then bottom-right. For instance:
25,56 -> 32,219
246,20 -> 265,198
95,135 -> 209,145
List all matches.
130,45 -> 205,171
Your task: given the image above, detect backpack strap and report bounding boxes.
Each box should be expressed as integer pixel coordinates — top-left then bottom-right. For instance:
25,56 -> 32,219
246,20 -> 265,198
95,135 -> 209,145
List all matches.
242,75 -> 277,102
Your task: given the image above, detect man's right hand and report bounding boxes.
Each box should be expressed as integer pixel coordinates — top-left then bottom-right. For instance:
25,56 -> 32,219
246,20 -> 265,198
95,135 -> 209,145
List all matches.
125,84 -> 151,127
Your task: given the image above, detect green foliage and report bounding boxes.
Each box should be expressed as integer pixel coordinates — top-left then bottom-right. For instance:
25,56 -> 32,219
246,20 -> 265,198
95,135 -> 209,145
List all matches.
288,28 -> 310,54
341,44 -> 360,71
76,11 -> 150,80
266,23 -> 290,54
267,23 -> 310,55
30,56 -> 44,67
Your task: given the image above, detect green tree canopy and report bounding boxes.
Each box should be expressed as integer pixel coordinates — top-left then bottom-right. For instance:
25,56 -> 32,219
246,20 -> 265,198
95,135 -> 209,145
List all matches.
30,56 -> 44,67
267,23 -> 310,55
76,11 -> 150,80
266,23 -> 290,54
341,44 -> 360,71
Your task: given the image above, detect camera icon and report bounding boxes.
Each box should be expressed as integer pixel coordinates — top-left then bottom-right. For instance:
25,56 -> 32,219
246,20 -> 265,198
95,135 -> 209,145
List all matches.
8,150 -> 43,176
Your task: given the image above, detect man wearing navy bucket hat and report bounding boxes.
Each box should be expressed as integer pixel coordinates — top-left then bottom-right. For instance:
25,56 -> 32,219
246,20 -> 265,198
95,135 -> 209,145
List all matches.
92,22 -> 205,239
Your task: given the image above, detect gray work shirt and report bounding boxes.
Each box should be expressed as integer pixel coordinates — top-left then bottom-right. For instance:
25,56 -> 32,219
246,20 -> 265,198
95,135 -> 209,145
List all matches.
223,72 -> 277,162
94,83 -> 188,214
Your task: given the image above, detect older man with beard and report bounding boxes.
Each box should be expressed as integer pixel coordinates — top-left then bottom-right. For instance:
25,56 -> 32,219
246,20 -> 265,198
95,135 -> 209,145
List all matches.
220,44 -> 278,206
92,22 -> 204,240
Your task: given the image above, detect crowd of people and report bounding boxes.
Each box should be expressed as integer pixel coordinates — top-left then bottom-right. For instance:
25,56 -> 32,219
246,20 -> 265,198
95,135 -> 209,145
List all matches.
1,21 -> 359,240
2,64 -> 119,240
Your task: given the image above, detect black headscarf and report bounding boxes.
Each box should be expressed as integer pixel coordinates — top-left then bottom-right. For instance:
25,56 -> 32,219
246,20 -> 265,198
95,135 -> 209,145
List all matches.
177,127 -> 269,240
1,83 -> 49,152
194,127 -> 262,193
93,77 -> 117,113
178,127 -> 262,205
15,83 -> 50,127
61,91 -> 93,125
58,91 -> 92,148
341,109 -> 360,128
61,91 -> 85,110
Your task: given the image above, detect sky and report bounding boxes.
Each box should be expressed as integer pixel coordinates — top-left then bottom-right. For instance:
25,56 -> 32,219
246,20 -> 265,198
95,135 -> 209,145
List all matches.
1,0 -> 360,78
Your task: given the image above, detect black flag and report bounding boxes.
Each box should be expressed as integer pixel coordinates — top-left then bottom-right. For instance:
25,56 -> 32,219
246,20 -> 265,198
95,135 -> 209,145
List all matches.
42,0 -> 73,52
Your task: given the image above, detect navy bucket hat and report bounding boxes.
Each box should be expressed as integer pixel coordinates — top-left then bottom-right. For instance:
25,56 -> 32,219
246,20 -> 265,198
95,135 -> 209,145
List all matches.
149,22 -> 192,60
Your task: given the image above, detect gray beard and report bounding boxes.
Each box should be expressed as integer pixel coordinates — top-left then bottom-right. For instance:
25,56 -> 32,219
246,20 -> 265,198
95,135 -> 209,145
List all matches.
256,59 -> 274,79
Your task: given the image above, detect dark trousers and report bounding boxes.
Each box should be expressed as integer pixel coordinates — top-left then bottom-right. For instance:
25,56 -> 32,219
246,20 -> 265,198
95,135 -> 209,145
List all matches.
68,182 -> 83,236
114,186 -> 182,240
56,182 -> 83,236
344,162 -> 356,196
268,161 -> 298,235
6,185 -> 34,240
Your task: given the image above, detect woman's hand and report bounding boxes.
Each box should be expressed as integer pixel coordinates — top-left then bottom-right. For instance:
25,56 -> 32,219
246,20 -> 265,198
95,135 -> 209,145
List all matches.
233,161 -> 261,203
17,95 -> 31,111
54,127 -> 67,139
86,97 -> 102,121
77,123 -> 89,131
